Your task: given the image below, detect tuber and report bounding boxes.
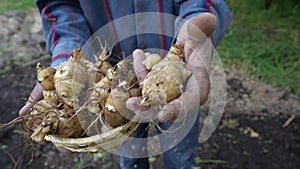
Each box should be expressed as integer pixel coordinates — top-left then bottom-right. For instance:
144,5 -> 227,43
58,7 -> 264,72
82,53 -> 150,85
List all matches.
37,62 -> 56,90
86,58 -> 140,128
103,82 -> 141,128
27,99 -> 83,143
140,44 -> 191,107
54,49 -> 88,108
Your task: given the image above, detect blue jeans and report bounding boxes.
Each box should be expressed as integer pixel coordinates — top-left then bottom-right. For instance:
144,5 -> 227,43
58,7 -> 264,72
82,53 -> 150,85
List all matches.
119,111 -> 200,169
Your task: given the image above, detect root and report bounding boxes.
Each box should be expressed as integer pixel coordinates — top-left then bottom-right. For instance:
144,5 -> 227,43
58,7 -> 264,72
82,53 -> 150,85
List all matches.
71,100 -> 92,119
99,113 -> 106,126
91,37 -> 112,62
142,108 -> 188,135
0,116 -> 23,128
19,133 -> 48,167
0,122 -> 48,169
82,114 -> 101,136
0,146 -> 17,166
14,142 -> 29,169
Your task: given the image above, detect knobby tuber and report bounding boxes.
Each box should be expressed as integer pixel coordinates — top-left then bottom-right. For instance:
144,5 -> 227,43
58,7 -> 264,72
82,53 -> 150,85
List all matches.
37,62 -> 56,90
140,44 -> 191,107
101,59 -> 140,128
103,82 -> 141,128
27,99 -> 83,143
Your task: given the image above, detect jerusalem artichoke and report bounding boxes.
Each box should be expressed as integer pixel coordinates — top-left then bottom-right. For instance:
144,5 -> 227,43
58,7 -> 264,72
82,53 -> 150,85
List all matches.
140,44 -> 191,107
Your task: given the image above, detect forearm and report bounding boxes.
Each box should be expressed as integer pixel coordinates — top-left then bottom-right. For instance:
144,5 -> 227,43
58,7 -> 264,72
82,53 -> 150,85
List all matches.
35,0 -> 91,67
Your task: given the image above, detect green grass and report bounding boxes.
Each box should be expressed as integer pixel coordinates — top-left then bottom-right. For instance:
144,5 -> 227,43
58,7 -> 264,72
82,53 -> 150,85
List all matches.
218,0 -> 300,94
0,0 -> 34,13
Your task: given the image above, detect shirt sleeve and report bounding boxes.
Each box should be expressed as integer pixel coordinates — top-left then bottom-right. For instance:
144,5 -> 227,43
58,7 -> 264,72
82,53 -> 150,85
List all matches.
174,0 -> 232,47
174,0 -> 211,36
35,0 -> 91,67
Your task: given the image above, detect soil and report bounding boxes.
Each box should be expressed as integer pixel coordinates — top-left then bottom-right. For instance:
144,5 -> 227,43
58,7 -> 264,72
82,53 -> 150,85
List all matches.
0,10 -> 299,169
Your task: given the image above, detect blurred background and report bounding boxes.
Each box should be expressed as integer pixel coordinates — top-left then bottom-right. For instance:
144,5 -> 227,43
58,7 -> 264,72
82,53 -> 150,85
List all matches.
0,0 -> 299,169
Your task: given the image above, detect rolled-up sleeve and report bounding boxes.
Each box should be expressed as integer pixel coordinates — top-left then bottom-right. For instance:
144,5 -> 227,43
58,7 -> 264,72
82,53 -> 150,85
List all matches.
35,0 -> 91,67
174,0 -> 211,35
174,0 -> 232,46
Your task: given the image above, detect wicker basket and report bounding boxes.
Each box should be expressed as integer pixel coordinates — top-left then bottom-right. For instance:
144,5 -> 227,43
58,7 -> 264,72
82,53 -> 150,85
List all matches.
45,115 -> 141,153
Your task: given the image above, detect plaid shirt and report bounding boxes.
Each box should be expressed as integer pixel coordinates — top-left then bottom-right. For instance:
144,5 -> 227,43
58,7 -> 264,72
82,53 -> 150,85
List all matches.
35,0 -> 232,67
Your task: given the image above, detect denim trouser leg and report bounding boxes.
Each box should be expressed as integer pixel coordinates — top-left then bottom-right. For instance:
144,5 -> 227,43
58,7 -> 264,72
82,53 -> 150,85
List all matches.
119,110 -> 199,169
119,123 -> 149,169
159,114 -> 200,169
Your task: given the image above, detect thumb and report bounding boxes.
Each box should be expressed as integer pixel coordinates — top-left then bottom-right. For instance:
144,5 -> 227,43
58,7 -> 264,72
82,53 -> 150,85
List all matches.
126,97 -> 148,114
132,49 -> 149,82
126,97 -> 160,122
157,75 -> 201,123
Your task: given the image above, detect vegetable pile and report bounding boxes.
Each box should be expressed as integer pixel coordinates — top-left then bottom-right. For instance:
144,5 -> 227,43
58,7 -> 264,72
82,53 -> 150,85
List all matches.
0,44 -> 191,152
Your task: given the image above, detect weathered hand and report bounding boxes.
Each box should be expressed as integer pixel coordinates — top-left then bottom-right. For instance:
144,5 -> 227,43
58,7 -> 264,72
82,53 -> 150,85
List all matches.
18,71 -> 73,154
19,83 -> 43,116
127,12 -> 217,122
159,12 -> 217,122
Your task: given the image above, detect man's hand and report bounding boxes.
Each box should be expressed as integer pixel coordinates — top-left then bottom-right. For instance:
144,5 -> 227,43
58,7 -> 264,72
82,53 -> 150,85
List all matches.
19,83 -> 43,116
19,64 -> 59,116
19,82 -> 73,154
128,12 -> 217,122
